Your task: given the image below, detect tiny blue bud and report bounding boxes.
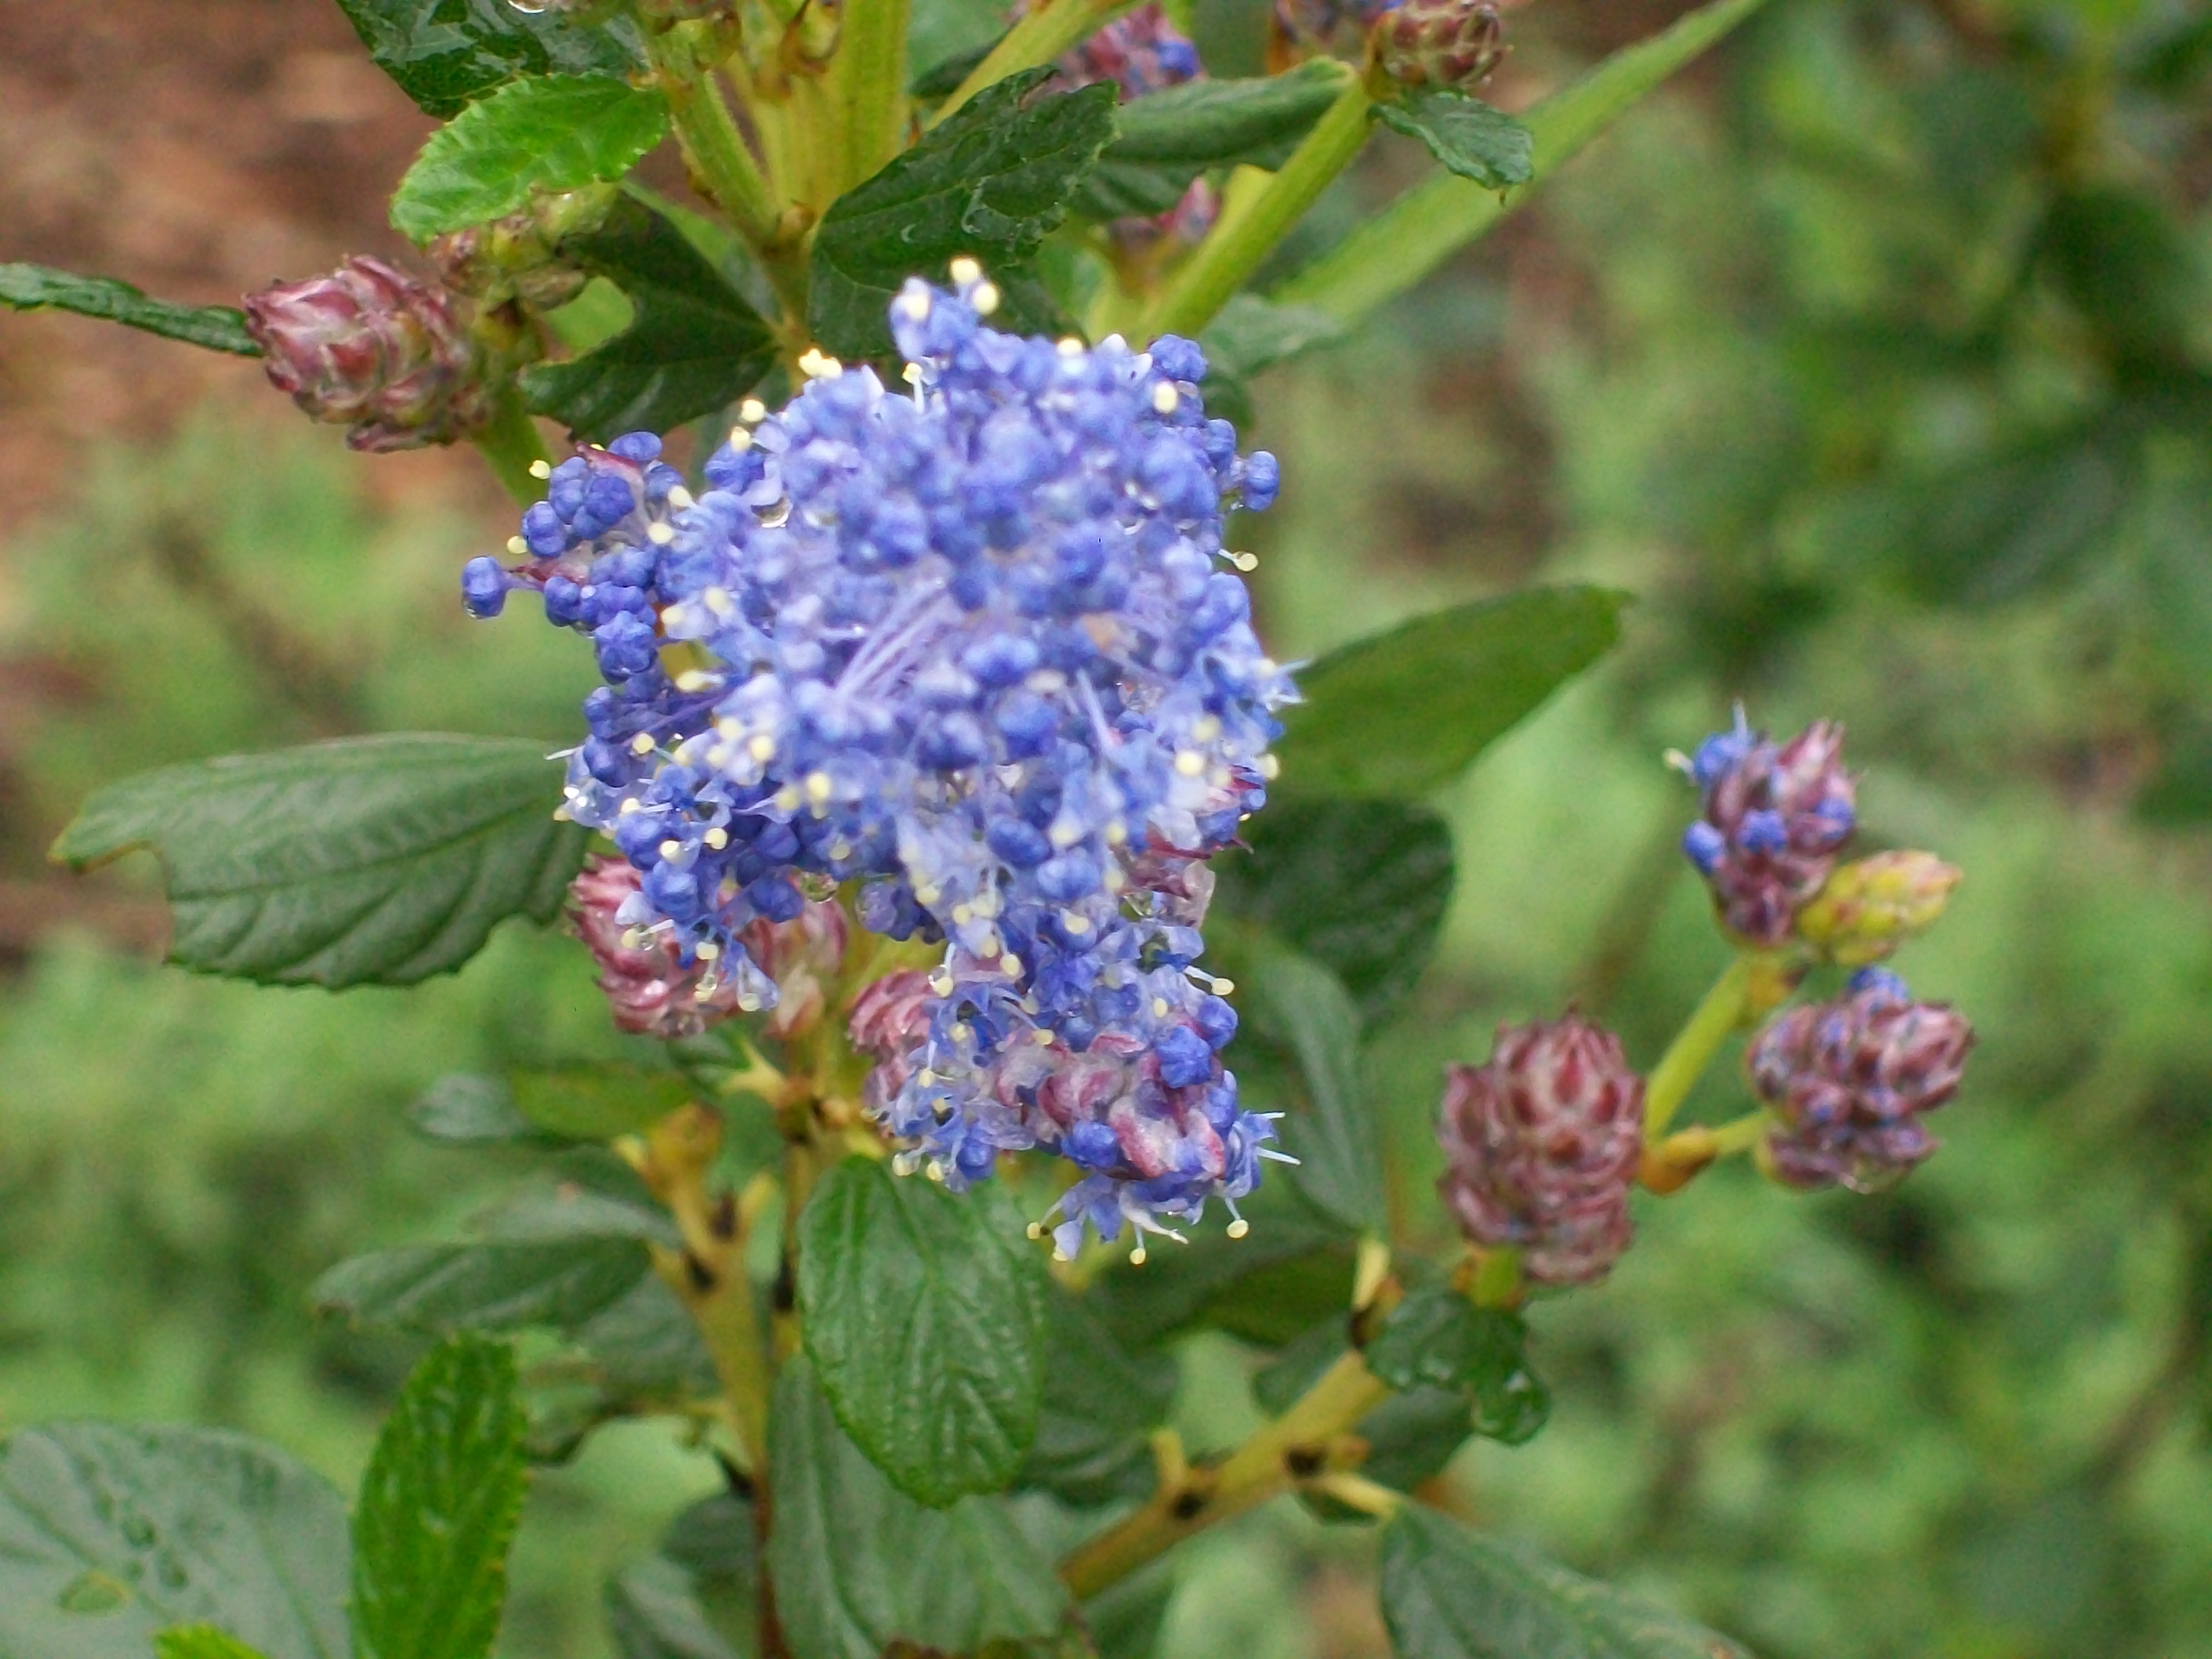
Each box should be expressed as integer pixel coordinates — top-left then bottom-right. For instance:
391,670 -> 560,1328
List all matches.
461,556 -> 510,619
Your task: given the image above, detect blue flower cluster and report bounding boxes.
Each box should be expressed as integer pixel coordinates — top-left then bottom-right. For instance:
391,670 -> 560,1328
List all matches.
463,272 -> 1292,1255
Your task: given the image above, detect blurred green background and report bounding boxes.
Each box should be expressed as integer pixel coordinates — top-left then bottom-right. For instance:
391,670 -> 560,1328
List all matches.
2,0 -> 2210,1654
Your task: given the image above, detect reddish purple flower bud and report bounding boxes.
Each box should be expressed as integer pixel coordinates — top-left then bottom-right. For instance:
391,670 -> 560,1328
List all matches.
569,855 -> 744,1038
737,897 -> 849,1041
1437,1014 -> 1646,1287
1680,711 -> 1857,947
850,968 -> 938,1107
1372,0 -> 1506,91
1749,969 -> 1974,1193
243,255 -> 489,452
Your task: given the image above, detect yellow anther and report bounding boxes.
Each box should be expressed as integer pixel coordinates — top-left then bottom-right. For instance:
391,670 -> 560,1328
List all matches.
666,485 -> 695,510
1026,1221 -> 1044,1240
1227,1218 -> 1250,1239
506,535 -> 528,556
648,521 -> 675,545
705,827 -> 729,849
903,363 -> 925,386
676,670 -> 713,692
1151,382 -> 1179,415
727,426 -> 754,453
1230,551 -> 1259,572
949,255 -> 983,287
695,939 -> 721,960
1033,1028 -> 1055,1046
773,785 -> 801,811
1258,755 -> 1281,780
630,733 -> 657,755
1152,997 -> 1171,1017
798,347 -> 844,380
1130,1244 -> 1148,1265
704,586 -> 735,615
1000,955 -> 1023,978
740,398 -> 768,424
749,734 -> 777,762
971,281 -> 1000,315
1174,751 -> 1205,776
1192,715 -> 1221,741
895,287 -> 932,321
1057,336 -> 1085,356
528,458 -> 552,479
619,798 -> 642,814
659,839 -> 683,860
1208,977 -> 1235,996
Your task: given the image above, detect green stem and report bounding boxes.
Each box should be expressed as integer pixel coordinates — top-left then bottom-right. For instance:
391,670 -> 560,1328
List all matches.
660,53 -> 783,248
826,0 -> 912,197
1060,1349 -> 1389,1599
930,0 -> 1140,124
1642,953 -> 1754,1143
1700,1108 -> 1773,1157
469,386 -> 551,505
1141,65 -> 1369,340
1469,1246 -> 1523,1309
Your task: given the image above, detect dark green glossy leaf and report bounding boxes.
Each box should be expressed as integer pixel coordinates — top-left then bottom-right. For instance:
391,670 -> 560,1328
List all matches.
509,1063 -> 697,1140
524,194 -> 779,440
606,1494 -> 756,1659
1018,1291 -> 1176,1506
1372,92 -> 1532,191
410,1074 -> 544,1145
1366,1288 -> 1550,1446
910,0 -> 1009,91
766,1361 -> 1070,1659
1,263 -> 258,355
354,1335 -> 529,1659
1242,943 -> 1384,1234
2037,186 -> 2208,360
313,1237 -> 651,1335
331,0 -> 645,120
1074,63 -> 1349,220
391,76 -> 669,241
156,1628 -> 275,1659
809,71 -> 1116,359
797,1158 -> 1047,1506
1380,1507 -> 1753,1659
1089,1177 -> 1355,1349
50,735 -> 589,988
1277,587 -> 1631,799
1215,796 -> 1455,1021
0,1423 -> 350,1659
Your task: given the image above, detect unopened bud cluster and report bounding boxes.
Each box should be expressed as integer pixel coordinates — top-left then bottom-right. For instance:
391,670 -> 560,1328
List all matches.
1679,711 -> 1857,947
243,255 -> 488,452
1371,0 -> 1506,91
1436,1014 -> 1644,1286
1750,968 -> 1974,1192
429,186 -> 613,312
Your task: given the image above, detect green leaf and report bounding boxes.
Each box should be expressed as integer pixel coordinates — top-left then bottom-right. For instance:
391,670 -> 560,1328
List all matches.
508,1063 -> 697,1140
1371,92 -> 1532,191
1216,796 -> 1455,1022
605,1494 -> 755,1659
50,734 -> 588,988
1366,1288 -> 1550,1446
1252,1320 -> 1474,1491
156,1628 -> 276,1659
354,1335 -> 529,1659
333,0 -> 645,120
1275,0 -> 1774,324
1074,63 -> 1350,220
1276,586 -> 1630,799
797,1159 -> 1047,1506
808,70 -> 1117,359
1,264 -> 259,356
410,1074 -> 545,1146
313,1237 -> 651,1335
767,1360 -> 1070,1659
1380,1507 -> 1753,1659
1199,293 -> 1347,383
0,1422 -> 350,1659
391,76 -> 670,242
1241,943 -> 1384,1234
523,193 -> 779,441
1019,1291 -> 1176,1506
910,0 -> 1010,92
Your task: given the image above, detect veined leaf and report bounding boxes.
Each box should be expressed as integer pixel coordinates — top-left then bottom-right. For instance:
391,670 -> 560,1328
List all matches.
808,69 -> 1116,359
1367,1287 -> 1550,1446
0,1423 -> 350,1659
391,76 -> 670,242
1372,91 -> 1532,191
1381,1507 -> 1753,1659
767,1361 -> 1070,1659
1018,1291 -> 1176,1506
1275,586 -> 1629,799
1241,942 -> 1384,1235
333,0 -> 645,120
1,263 -> 259,355
797,1159 -> 1047,1506
508,1063 -> 698,1140
353,1335 -> 529,1659
604,1495 -> 756,1659
313,1237 -> 651,1335
50,734 -> 587,988
1276,0 -> 1775,324
523,193 -> 779,440
1075,63 -> 1351,219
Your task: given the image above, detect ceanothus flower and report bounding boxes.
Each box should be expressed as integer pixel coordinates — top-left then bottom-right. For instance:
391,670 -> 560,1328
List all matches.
465,267 -> 1291,1254
1677,708 -> 1856,947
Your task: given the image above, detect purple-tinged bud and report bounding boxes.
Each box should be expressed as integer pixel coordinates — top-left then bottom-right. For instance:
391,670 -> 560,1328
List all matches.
1795,850 -> 1961,967
1052,2 -> 1201,98
1436,1014 -> 1646,1287
1371,0 -> 1506,91
1680,712 -> 1857,947
427,185 -> 613,312
849,969 -> 938,1105
737,897 -> 849,1041
569,855 -> 744,1039
1749,971 -> 1974,1193
243,255 -> 489,452
1271,0 -> 1396,66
